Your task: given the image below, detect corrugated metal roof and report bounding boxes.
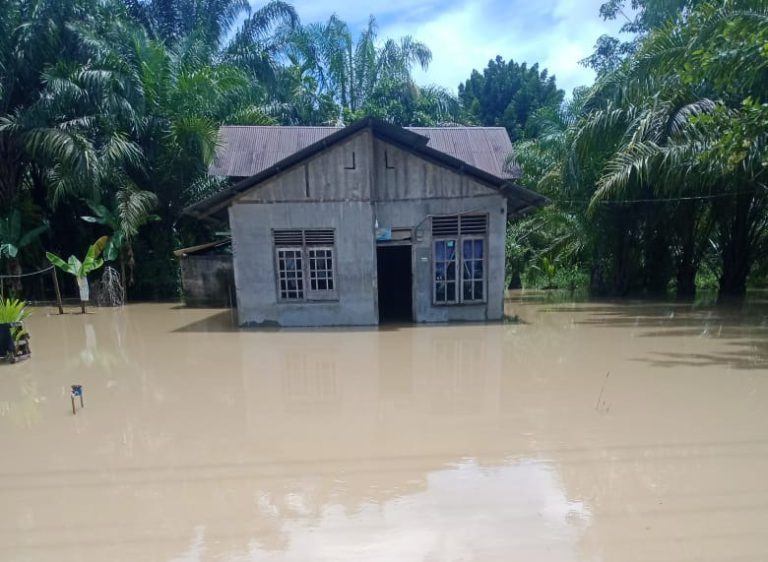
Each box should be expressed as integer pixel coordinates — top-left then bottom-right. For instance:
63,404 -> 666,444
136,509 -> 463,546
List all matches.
173,238 -> 231,257
210,125 -> 519,179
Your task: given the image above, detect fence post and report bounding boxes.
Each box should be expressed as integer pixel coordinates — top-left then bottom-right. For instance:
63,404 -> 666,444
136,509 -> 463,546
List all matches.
51,267 -> 64,315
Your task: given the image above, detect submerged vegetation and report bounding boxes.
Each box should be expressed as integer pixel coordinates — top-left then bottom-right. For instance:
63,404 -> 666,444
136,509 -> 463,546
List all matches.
0,0 -> 765,302
510,0 -> 768,299
46,239 -> 106,312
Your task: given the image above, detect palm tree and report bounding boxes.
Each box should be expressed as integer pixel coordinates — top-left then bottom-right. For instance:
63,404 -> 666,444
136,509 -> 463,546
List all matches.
285,15 -> 432,117
223,1 -> 299,86
81,184 -> 158,287
507,92 -> 595,290
576,0 -> 768,298
0,210 -> 49,294
71,18 -> 277,296
0,0 -> 138,208
124,0 -> 299,86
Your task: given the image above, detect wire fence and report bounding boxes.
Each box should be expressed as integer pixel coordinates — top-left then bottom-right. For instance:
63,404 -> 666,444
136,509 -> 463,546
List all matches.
0,265 -> 55,279
0,265 -> 64,313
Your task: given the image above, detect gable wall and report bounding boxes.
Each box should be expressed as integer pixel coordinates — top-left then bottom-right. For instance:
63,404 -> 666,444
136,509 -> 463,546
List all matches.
237,131 -> 373,203
234,131 -> 502,205
372,138 -> 496,201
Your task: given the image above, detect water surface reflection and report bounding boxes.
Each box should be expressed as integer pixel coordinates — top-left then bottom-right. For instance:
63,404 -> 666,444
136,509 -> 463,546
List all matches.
0,297 -> 766,561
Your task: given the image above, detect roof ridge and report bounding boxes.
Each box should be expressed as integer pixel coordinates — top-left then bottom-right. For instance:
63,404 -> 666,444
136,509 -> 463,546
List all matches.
220,125 -> 508,130
406,126 -> 508,130
220,125 -> 341,129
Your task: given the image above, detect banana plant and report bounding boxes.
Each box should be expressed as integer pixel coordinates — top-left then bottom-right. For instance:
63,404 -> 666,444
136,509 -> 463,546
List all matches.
46,238 -> 107,313
80,186 -> 158,286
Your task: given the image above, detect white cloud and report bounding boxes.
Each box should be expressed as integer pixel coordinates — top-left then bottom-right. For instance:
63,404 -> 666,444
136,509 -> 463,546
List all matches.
281,0 -> 628,96
288,0 -> 454,27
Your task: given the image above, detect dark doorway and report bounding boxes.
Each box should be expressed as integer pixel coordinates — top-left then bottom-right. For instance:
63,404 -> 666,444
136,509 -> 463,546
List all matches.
377,245 -> 413,323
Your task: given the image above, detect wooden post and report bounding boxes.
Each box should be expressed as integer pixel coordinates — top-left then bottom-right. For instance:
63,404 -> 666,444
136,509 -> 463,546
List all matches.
71,385 -> 83,414
120,256 -> 127,303
51,268 -> 64,315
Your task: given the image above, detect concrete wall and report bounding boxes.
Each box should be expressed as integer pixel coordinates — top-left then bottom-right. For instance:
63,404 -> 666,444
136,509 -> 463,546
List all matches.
375,197 -> 507,323
229,201 -> 378,326
228,130 -> 509,326
180,255 -> 234,307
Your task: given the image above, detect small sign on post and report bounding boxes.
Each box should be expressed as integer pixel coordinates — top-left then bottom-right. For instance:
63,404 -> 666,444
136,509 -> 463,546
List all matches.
71,385 -> 84,415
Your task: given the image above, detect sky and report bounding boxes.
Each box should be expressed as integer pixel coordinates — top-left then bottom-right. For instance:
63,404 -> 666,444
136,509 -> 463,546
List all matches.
285,0 -> 629,96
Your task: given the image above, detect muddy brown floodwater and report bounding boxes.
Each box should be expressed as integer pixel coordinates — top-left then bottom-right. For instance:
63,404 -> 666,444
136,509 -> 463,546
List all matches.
1,295 -> 768,561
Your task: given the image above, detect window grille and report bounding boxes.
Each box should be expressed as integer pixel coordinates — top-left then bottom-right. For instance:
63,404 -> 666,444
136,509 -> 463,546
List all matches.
432,215 -> 487,305
276,248 -> 304,300
274,229 -> 337,301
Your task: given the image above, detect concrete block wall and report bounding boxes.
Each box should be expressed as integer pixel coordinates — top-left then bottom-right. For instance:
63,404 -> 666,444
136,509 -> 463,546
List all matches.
229,201 -> 378,326
374,195 -> 507,323
227,130 -> 510,326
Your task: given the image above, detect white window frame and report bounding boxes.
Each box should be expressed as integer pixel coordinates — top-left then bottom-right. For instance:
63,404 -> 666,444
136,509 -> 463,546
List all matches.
306,246 -> 337,301
276,247 -> 305,301
274,230 -> 338,303
459,236 -> 486,303
433,238 -> 460,305
432,231 -> 487,306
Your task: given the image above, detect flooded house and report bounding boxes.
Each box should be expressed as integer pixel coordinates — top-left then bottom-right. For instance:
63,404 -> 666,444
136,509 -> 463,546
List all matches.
174,239 -> 234,307
184,117 -> 545,326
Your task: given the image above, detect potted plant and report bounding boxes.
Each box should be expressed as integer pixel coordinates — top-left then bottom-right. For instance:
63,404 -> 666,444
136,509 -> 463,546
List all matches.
0,297 -> 31,363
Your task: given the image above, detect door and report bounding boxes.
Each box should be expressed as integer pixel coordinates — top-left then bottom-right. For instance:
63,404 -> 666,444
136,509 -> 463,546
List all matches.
376,245 -> 413,323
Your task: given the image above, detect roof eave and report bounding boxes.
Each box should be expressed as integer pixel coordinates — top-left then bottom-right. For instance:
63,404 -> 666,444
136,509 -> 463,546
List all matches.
183,117 -> 546,219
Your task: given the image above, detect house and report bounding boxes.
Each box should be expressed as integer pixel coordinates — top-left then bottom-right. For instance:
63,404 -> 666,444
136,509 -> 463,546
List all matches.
173,239 -> 234,307
184,117 -> 545,326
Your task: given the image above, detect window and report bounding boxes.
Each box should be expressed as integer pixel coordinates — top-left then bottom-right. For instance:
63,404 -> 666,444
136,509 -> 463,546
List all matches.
432,215 -> 487,305
277,248 -> 304,300
274,229 -> 336,301
308,248 -> 334,292
434,239 -> 458,304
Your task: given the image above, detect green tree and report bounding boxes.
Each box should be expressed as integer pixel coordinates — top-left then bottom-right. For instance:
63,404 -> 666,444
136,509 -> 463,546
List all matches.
577,0 -> 768,298
81,184 -> 158,286
582,0 -> 708,75
0,210 -> 49,294
284,15 -> 432,120
458,56 -> 564,141
72,18 -> 271,297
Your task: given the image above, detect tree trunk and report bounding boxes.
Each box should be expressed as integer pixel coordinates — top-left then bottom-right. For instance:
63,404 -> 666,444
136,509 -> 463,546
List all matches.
676,263 -> 697,299
645,229 -> 672,295
0,139 -> 23,209
674,201 -> 699,299
717,192 -> 753,302
718,245 -> 750,300
508,271 -> 521,290
77,277 -> 89,314
6,258 -> 23,296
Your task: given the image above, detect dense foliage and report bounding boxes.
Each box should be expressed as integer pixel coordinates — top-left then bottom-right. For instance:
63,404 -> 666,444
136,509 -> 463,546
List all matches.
511,0 -> 768,299
0,0 -> 765,303
0,0 -> 467,300
459,56 -> 564,140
